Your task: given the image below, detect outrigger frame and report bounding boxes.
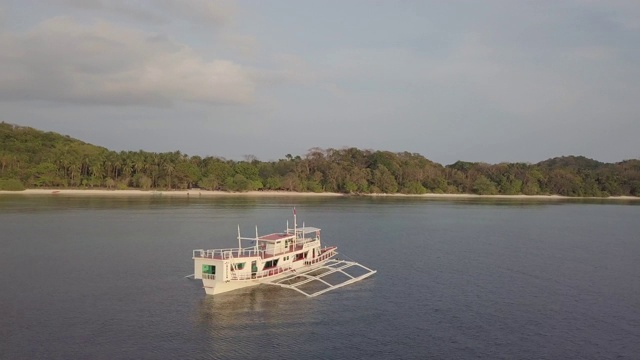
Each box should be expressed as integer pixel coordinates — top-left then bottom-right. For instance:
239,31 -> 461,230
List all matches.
265,258 -> 377,297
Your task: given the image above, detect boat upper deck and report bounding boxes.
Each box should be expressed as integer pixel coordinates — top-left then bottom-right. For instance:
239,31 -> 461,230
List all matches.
193,225 -> 323,260
258,226 -> 321,242
259,233 -> 292,241
193,242 -> 319,260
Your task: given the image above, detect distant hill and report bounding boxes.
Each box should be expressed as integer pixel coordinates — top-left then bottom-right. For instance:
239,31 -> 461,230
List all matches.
537,156 -> 608,170
1,122 -> 638,196
1,122 -> 107,163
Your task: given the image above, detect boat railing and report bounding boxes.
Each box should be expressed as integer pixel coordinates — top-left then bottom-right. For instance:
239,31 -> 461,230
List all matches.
193,248 -> 264,259
230,266 -> 292,281
298,237 -> 318,246
304,247 -> 336,266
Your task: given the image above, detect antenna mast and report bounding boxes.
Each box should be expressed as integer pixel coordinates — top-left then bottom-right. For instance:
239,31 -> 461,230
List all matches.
293,207 -> 297,239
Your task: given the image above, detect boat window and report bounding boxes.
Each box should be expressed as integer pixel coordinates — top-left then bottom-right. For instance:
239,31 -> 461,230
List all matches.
235,262 -> 245,270
263,259 -> 279,269
202,265 -> 215,274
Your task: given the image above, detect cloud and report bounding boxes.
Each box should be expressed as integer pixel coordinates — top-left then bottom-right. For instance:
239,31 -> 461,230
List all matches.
52,0 -> 235,26
575,0 -> 640,30
0,17 -> 255,106
322,22 -> 638,123
220,33 -> 259,57
256,53 -> 319,85
155,0 -> 235,25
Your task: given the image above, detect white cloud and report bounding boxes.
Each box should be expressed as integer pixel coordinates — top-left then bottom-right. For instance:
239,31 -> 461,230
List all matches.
0,17 -> 255,106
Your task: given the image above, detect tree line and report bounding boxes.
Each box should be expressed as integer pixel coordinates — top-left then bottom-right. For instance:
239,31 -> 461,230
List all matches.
1,122 -> 639,196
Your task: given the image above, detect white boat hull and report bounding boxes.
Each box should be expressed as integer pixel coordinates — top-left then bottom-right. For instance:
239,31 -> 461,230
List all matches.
203,278 -> 260,295
202,260 -> 328,295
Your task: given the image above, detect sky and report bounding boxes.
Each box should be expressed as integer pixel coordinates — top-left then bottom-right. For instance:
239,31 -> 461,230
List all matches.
1,0 -> 639,165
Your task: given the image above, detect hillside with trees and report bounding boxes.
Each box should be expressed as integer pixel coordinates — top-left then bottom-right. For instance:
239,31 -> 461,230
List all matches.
1,122 -> 639,196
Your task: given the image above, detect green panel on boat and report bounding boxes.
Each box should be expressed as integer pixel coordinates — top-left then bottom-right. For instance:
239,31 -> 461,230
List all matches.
202,265 -> 215,274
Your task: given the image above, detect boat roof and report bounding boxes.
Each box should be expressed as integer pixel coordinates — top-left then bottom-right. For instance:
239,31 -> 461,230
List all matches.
297,227 -> 321,234
259,233 -> 291,241
256,227 -> 321,243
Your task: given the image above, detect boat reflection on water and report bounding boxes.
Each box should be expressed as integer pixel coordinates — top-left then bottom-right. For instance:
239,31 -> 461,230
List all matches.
195,285 -> 320,341
192,279 -> 380,358
196,285 -> 313,319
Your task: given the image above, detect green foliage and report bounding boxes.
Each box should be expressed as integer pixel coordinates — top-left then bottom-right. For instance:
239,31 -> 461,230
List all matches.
304,180 -> 323,193
198,175 -> 218,191
264,177 -> 283,190
342,181 -> 358,193
282,173 -> 301,192
252,180 -> 264,191
424,177 -> 447,193
1,122 -> 639,197
0,178 -> 25,190
498,176 -> 523,195
234,162 -> 259,181
174,162 -> 201,189
372,165 -> 398,193
472,176 -> 498,195
136,175 -> 152,190
401,181 -> 427,194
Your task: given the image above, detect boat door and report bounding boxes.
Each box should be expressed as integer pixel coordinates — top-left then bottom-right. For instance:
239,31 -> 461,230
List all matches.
251,260 -> 257,278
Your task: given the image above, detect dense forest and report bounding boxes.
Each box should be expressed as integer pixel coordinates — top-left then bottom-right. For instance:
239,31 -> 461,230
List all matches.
1,122 -> 639,196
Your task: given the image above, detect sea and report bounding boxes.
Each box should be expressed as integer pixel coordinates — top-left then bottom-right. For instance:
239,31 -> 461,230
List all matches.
1,195 -> 639,360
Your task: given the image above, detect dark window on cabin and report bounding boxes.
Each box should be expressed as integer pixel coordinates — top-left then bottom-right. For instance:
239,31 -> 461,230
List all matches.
202,265 -> 215,274
236,263 -> 245,270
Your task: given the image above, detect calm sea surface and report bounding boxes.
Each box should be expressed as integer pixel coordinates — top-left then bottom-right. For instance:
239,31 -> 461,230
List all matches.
1,196 -> 639,359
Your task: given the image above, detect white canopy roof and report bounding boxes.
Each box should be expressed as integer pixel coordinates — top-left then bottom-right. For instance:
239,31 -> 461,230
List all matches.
297,227 -> 321,234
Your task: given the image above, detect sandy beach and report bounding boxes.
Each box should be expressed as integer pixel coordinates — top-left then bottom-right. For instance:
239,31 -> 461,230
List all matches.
0,189 -> 343,197
0,189 -> 638,200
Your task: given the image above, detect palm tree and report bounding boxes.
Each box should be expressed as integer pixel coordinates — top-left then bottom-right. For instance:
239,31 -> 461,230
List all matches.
163,161 -> 175,189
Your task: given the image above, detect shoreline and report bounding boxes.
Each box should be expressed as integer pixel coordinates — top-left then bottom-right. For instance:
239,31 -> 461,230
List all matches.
1,189 -> 638,200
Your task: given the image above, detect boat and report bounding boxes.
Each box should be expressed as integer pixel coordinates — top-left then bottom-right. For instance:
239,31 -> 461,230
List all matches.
191,210 -> 377,297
